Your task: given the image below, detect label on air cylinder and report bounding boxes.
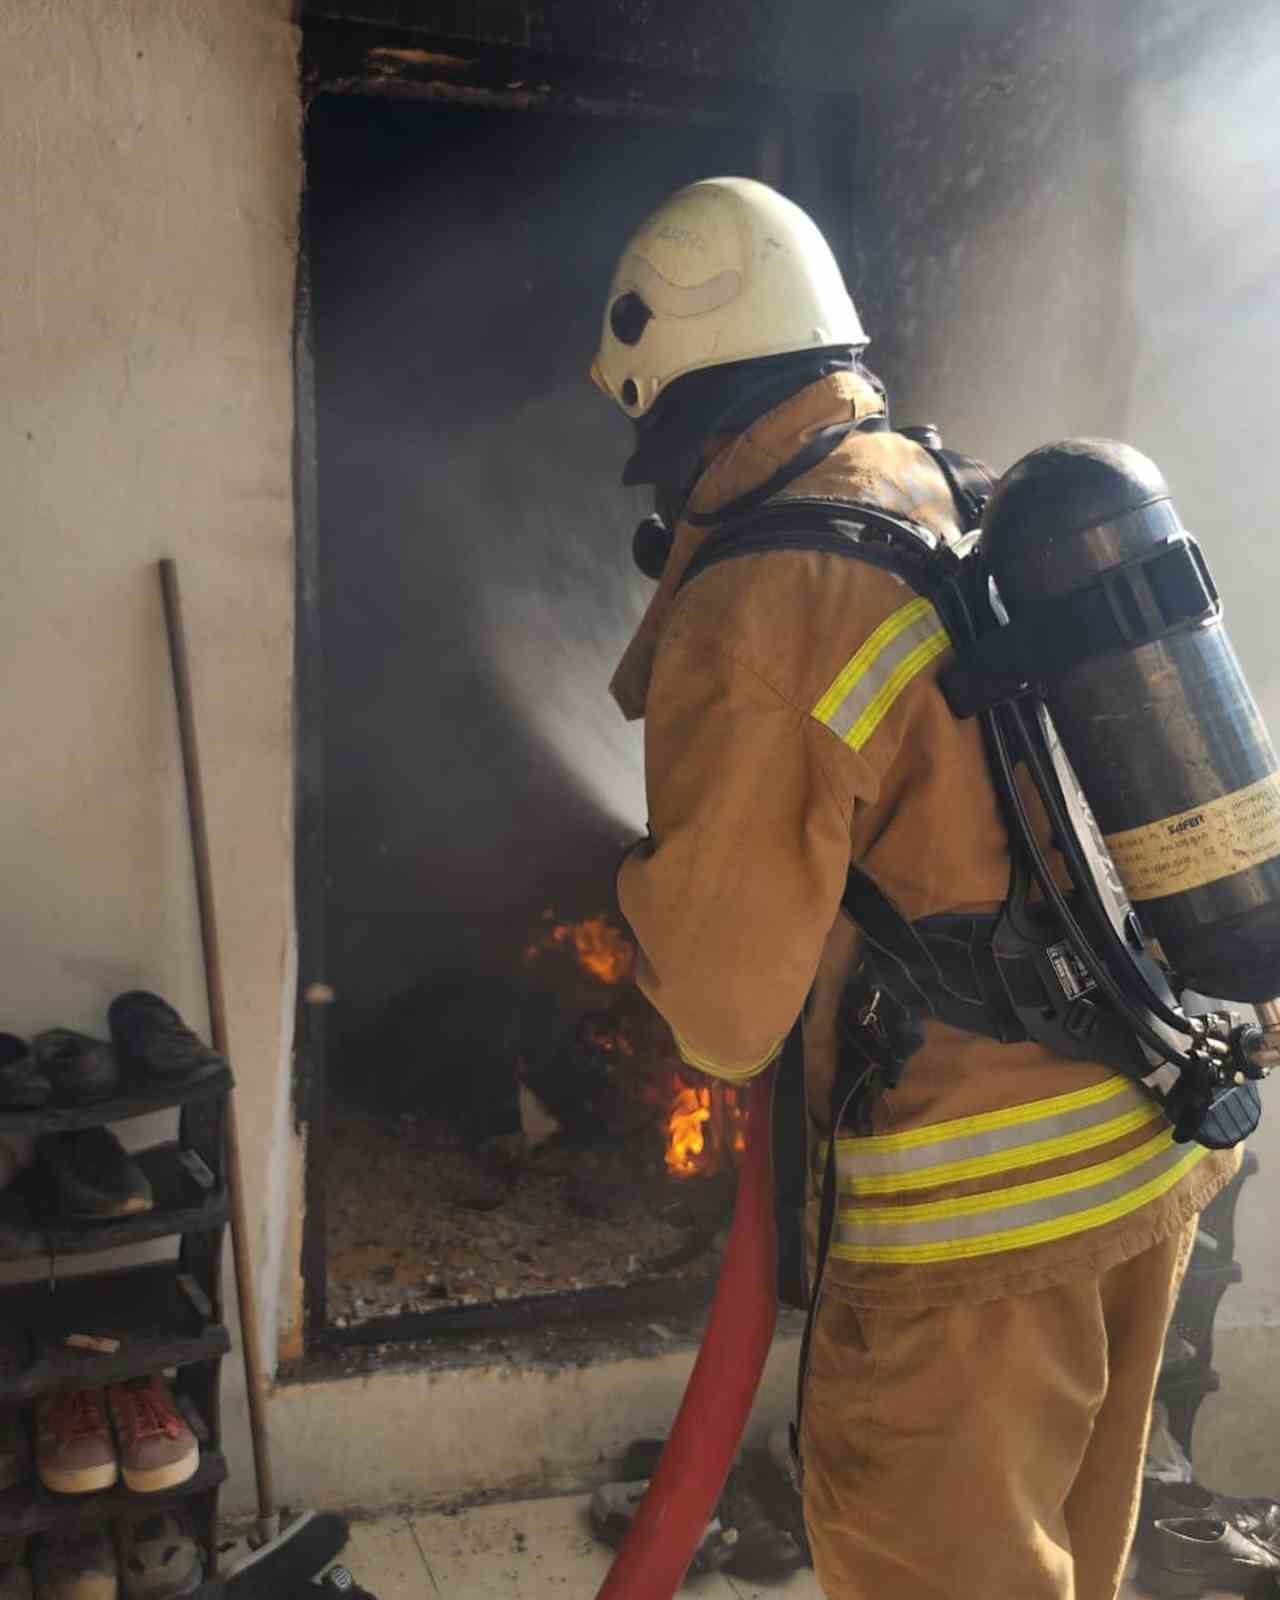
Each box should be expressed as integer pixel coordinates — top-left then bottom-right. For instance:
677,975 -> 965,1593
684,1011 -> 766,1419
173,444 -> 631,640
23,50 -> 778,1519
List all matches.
1103,770 -> 1280,900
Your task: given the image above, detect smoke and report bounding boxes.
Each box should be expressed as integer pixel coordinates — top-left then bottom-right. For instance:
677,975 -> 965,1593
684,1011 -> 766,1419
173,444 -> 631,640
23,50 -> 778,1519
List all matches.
1124,0 -> 1280,727
307,94 -> 749,1061
474,394 -> 650,839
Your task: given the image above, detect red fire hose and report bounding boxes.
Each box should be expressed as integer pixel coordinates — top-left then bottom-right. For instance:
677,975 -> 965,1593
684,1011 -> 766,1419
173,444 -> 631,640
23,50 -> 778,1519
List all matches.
593,1064 -> 779,1600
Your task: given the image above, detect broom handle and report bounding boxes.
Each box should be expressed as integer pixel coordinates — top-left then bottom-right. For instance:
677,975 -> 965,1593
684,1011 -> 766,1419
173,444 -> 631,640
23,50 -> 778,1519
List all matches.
159,558 -> 277,1528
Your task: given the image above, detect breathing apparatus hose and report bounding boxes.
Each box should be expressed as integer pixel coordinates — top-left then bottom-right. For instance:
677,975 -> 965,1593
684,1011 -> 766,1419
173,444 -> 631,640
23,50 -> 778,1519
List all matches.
593,1064 -> 780,1600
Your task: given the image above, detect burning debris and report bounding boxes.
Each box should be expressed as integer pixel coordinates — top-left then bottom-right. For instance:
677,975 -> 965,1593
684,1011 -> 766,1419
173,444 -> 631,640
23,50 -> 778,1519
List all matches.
327,911 -> 744,1325
519,913 -> 747,1182
523,912 -> 636,986
661,1081 -> 746,1179
666,1084 -> 711,1176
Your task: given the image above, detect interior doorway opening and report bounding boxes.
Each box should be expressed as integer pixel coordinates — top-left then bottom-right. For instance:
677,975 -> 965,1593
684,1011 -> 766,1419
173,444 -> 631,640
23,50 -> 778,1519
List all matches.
299,69 -> 787,1345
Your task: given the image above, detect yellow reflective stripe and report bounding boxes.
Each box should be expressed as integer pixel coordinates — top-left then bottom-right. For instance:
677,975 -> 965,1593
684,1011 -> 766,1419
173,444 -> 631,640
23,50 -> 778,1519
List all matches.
838,1105 -> 1161,1196
673,1029 -> 782,1083
813,1076 -> 1154,1193
846,630 -> 950,750
811,598 -> 949,751
845,1130 -> 1177,1224
831,1146 -> 1207,1264
841,1074 -> 1136,1154
812,598 -> 933,723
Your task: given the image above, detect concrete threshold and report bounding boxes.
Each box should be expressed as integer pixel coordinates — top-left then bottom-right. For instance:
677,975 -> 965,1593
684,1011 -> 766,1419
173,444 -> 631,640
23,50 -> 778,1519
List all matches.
239,1318 -> 805,1519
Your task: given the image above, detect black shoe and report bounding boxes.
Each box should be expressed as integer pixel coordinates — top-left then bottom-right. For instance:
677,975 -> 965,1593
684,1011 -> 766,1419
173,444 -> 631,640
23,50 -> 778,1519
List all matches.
37,1129 -> 153,1222
1137,1516 -> 1280,1598
1144,1479 -> 1280,1550
318,1568 -> 379,1599
108,993 -> 226,1083
0,1038 -> 49,1110
31,1031 -> 119,1106
1158,1329 -> 1200,1384
590,1481 -> 740,1575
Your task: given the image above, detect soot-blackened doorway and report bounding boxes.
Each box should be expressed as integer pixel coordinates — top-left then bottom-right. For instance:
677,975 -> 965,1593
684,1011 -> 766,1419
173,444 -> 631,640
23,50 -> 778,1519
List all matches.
302,82 -> 772,1344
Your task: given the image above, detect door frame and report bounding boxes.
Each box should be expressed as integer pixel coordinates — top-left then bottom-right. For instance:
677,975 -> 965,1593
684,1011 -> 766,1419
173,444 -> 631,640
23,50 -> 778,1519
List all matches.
293,13 -> 859,1350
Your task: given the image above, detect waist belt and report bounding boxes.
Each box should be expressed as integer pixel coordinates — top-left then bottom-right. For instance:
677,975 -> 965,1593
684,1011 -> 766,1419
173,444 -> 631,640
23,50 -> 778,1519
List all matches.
843,867 -> 1150,1077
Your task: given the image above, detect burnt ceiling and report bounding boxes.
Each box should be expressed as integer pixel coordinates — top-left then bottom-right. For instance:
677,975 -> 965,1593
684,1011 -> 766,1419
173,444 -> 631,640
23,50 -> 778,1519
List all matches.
301,0 -> 882,95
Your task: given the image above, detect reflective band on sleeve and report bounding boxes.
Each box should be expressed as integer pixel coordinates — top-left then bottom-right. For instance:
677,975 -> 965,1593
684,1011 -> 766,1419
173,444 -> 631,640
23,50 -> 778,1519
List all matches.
1103,770 -> 1280,900
673,1029 -> 783,1084
811,597 -> 950,751
820,1076 -> 1162,1196
831,1135 -> 1206,1264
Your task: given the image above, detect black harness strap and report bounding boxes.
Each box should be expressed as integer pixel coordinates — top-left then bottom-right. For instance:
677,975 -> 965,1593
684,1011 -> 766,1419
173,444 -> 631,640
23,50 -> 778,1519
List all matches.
686,414 -> 891,528
926,445 -> 995,531
790,1057 -> 872,1477
842,869 -> 1001,1033
772,1024 -> 810,1310
941,535 -> 1220,719
679,496 -> 944,598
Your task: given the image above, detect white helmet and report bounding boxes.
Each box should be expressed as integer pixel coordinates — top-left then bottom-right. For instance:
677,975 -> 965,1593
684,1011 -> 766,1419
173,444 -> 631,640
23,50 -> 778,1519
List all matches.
591,177 -> 868,420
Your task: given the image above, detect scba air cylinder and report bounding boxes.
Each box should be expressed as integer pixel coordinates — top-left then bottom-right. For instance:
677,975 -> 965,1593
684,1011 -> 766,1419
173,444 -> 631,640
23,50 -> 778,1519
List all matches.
980,439 -> 1280,1004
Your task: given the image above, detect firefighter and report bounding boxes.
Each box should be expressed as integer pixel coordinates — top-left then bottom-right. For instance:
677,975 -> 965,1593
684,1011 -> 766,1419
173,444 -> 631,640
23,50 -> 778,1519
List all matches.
590,177 -> 1240,1600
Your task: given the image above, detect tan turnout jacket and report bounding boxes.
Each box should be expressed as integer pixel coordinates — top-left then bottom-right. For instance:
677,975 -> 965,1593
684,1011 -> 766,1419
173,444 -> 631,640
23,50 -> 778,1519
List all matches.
614,368 -> 1237,1308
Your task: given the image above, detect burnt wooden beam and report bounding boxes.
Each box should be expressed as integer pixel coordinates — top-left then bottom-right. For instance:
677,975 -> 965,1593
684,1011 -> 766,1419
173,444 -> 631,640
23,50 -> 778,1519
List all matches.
302,14 -> 789,124
301,0 -> 793,88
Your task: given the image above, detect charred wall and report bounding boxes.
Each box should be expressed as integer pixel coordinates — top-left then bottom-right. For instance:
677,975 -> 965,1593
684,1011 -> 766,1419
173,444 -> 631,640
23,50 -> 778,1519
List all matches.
849,0 -> 1139,458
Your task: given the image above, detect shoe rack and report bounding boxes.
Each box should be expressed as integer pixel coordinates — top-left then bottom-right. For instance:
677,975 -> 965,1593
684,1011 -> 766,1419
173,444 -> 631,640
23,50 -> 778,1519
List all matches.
0,1059 -> 232,1596
1159,1148 -> 1261,1459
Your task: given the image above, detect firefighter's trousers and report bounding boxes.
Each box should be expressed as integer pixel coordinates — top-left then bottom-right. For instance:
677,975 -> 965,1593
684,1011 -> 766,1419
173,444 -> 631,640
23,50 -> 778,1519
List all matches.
801,1223 -> 1195,1600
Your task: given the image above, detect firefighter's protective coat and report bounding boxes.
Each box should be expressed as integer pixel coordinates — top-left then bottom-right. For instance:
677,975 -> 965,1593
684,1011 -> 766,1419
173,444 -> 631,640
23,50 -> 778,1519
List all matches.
615,367 -> 1238,1310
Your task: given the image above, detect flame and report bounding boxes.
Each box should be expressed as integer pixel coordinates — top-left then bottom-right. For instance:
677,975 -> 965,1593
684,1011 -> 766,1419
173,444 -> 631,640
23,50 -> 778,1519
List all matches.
663,1078 -> 748,1179
729,1088 -> 747,1156
524,913 -> 635,985
666,1085 -> 713,1176
521,910 -> 748,1178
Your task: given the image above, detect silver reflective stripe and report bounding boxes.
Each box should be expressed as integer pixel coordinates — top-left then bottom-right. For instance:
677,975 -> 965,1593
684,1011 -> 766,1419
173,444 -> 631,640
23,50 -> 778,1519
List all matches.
814,599 -> 948,749
833,1136 -> 1197,1252
832,1077 -> 1152,1186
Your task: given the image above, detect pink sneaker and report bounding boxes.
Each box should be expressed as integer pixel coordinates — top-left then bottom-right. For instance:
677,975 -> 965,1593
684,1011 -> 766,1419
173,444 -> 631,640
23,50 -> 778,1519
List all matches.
35,1390 -> 117,1495
107,1379 -> 198,1495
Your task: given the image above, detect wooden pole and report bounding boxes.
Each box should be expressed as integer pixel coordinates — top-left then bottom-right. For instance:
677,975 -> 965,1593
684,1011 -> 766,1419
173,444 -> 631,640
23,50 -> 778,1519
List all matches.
158,558 -> 277,1534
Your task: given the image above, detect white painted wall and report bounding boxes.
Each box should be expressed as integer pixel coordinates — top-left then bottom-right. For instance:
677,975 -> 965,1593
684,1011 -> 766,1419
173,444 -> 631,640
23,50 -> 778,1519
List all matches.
0,0 -> 301,1494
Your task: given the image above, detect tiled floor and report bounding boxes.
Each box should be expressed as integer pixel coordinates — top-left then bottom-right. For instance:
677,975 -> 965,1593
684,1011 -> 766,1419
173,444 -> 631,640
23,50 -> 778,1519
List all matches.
339,1495 -> 822,1596
333,1495 -> 1172,1599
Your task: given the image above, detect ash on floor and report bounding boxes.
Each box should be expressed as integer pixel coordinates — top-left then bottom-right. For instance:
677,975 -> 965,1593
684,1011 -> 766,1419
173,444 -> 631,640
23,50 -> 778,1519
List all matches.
326,1107 -> 731,1325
